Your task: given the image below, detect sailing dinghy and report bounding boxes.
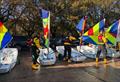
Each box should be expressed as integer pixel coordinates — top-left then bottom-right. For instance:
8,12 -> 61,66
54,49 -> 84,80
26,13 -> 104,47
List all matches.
38,9 -> 56,65
0,22 -> 18,73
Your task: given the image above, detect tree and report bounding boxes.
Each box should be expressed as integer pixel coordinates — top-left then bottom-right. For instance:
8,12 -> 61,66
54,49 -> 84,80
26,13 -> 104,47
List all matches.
0,0 -> 119,36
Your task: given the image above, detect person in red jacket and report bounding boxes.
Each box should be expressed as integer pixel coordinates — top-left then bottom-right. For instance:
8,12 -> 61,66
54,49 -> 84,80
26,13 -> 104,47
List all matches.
96,31 -> 108,65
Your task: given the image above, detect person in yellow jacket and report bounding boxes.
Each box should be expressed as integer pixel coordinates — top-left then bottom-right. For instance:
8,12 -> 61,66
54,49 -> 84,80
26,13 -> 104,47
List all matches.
31,35 -> 42,70
96,31 -> 108,65
63,33 -> 76,63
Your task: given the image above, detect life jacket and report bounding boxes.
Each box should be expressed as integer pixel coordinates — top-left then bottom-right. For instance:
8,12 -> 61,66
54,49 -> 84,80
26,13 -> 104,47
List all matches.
33,37 -> 41,48
64,37 -> 71,45
64,36 -> 76,45
69,36 -> 76,41
98,34 -> 103,43
98,34 -> 107,45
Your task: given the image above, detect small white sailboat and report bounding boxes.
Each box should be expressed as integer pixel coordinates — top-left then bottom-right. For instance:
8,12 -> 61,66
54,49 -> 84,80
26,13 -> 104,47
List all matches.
38,48 -> 56,65
77,45 -> 120,59
79,19 -> 120,59
0,22 -> 18,73
37,9 -> 56,65
0,48 -> 18,73
56,46 -> 86,62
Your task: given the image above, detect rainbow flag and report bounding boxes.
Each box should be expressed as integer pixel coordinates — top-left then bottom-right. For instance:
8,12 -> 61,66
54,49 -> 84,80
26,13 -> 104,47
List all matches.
117,20 -> 120,42
41,9 -> 50,48
0,22 -> 12,49
76,16 -> 87,33
82,19 -> 105,45
105,19 -> 120,45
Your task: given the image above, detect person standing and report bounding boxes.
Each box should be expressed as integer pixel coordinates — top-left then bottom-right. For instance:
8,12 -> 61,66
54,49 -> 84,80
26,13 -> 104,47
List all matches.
63,33 -> 76,63
31,35 -> 42,70
96,31 -> 108,65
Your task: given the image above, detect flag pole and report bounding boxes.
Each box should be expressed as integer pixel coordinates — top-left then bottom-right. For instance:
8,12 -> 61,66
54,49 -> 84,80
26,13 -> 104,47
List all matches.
48,11 -> 50,53
80,16 -> 86,49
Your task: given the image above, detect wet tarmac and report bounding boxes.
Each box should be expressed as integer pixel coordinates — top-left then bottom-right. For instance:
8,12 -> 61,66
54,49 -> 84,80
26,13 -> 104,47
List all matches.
0,51 -> 120,82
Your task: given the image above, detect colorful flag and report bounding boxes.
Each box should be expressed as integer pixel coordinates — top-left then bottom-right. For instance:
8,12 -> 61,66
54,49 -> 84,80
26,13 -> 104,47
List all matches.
117,20 -> 120,42
41,9 -> 49,18
84,19 -> 105,36
76,16 -> 87,33
41,9 -> 50,48
0,22 -> 12,49
105,19 -> 120,45
82,19 -> 105,45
